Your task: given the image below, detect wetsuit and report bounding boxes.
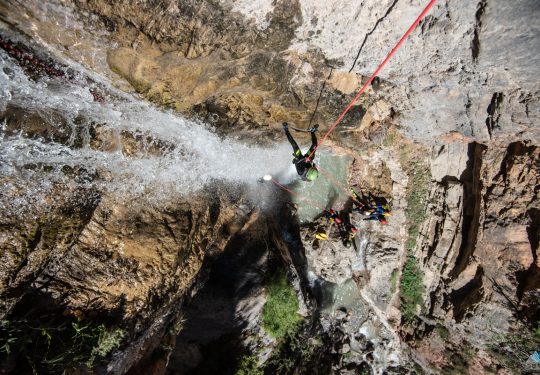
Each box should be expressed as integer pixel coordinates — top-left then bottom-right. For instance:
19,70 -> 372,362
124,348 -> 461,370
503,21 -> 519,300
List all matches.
324,209 -> 340,222
363,212 -> 386,222
336,210 -> 357,247
351,189 -> 373,213
284,127 -> 317,179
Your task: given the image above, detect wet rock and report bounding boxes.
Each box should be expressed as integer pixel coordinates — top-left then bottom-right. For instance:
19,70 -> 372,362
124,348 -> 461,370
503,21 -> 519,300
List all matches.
304,224 -> 358,284
0,170 -> 260,374
2,0 -> 539,373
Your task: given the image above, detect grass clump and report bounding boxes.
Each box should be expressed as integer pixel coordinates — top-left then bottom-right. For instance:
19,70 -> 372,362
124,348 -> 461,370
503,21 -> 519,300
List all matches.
382,128 -> 397,147
263,327 -> 328,375
88,325 -> 124,366
383,130 -> 429,322
0,318 -> 124,373
400,255 -> 424,322
404,158 -> 431,250
384,128 -> 431,251
393,144 -> 429,323
235,355 -> 263,375
262,271 -> 302,339
488,325 -> 540,373
235,323 -> 340,375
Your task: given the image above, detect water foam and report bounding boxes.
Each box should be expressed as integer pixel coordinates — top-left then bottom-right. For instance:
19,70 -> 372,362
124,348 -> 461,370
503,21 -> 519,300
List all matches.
0,50 -> 293,209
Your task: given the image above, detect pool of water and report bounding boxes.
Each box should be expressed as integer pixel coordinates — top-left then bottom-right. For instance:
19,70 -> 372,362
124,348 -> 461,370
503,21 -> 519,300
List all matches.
315,277 -> 368,331
292,153 -> 352,223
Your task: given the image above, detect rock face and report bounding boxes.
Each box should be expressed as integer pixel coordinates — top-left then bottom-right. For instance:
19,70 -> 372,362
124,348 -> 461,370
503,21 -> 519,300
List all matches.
0,164 -> 258,374
412,140 -> 539,372
421,140 -> 539,326
1,0 -> 539,374
69,0 -> 540,145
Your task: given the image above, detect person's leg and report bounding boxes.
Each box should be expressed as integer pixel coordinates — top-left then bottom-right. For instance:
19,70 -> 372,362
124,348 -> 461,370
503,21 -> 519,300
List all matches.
306,130 -> 318,157
284,127 -> 301,156
359,191 -> 370,207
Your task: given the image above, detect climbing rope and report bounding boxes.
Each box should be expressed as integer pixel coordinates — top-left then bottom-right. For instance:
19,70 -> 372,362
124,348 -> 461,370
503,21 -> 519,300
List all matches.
269,0 -> 437,216
270,178 -> 326,211
316,164 -> 364,208
307,0 -> 437,160
270,177 -> 348,213
308,67 -> 334,128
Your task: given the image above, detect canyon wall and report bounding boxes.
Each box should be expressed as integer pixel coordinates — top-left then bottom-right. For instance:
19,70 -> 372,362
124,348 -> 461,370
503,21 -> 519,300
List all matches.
0,0 -> 538,373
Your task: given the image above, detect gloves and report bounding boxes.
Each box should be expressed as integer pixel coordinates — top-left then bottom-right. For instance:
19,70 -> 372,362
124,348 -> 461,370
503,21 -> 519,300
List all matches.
310,126 -> 318,133
282,122 -> 289,130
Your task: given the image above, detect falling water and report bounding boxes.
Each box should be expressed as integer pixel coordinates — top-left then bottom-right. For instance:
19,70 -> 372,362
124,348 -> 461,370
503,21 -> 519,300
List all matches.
0,16 -> 292,217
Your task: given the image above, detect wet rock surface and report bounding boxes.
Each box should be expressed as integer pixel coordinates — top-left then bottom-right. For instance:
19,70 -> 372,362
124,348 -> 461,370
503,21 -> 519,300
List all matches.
0,0 -> 539,374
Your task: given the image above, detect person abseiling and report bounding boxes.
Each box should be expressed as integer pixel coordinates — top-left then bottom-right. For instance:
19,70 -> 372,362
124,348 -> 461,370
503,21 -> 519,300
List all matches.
283,122 -> 319,181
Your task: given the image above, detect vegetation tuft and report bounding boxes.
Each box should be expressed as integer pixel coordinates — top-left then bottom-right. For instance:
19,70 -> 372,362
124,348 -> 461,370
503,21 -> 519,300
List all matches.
234,271 -> 344,375
384,128 -> 431,251
234,355 -> 263,375
234,324 -> 335,375
262,271 -> 302,339
0,317 -> 124,373
383,129 -> 431,322
263,325 -> 331,375
400,255 -> 425,322
403,157 -> 431,251
488,324 -> 540,373
441,348 -> 474,375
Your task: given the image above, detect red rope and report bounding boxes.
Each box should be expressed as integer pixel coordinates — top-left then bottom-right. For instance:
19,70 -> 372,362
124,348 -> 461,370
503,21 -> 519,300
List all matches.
270,178 -> 325,211
317,165 -> 354,199
270,178 -> 347,212
307,0 -> 437,159
317,165 -> 365,208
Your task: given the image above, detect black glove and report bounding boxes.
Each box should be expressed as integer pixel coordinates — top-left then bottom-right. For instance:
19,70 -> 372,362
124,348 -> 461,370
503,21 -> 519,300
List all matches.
282,122 -> 289,130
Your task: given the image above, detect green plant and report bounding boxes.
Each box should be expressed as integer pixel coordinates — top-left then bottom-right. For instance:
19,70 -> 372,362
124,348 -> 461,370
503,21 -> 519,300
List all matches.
160,343 -> 173,352
235,355 -> 263,375
169,316 -> 186,336
400,255 -> 424,321
263,327 -> 326,375
488,327 -> 540,373
389,139 -> 430,323
435,325 -> 450,341
0,321 -> 19,355
87,326 -> 124,366
382,128 -> 397,147
386,132 -> 431,252
0,317 -> 124,373
412,361 -> 426,375
403,159 -> 431,251
342,351 -> 353,362
262,271 -> 302,339
534,323 -> 540,339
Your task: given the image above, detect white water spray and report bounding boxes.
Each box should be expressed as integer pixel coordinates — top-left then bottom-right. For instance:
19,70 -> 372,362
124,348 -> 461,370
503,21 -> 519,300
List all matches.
0,47 -> 292,211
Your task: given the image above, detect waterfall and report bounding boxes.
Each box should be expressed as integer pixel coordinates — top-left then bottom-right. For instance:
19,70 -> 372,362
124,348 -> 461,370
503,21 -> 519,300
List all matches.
0,44 -> 292,213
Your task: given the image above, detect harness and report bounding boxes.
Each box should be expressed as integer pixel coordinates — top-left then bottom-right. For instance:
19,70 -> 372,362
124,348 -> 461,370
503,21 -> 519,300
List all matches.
292,149 -> 313,179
